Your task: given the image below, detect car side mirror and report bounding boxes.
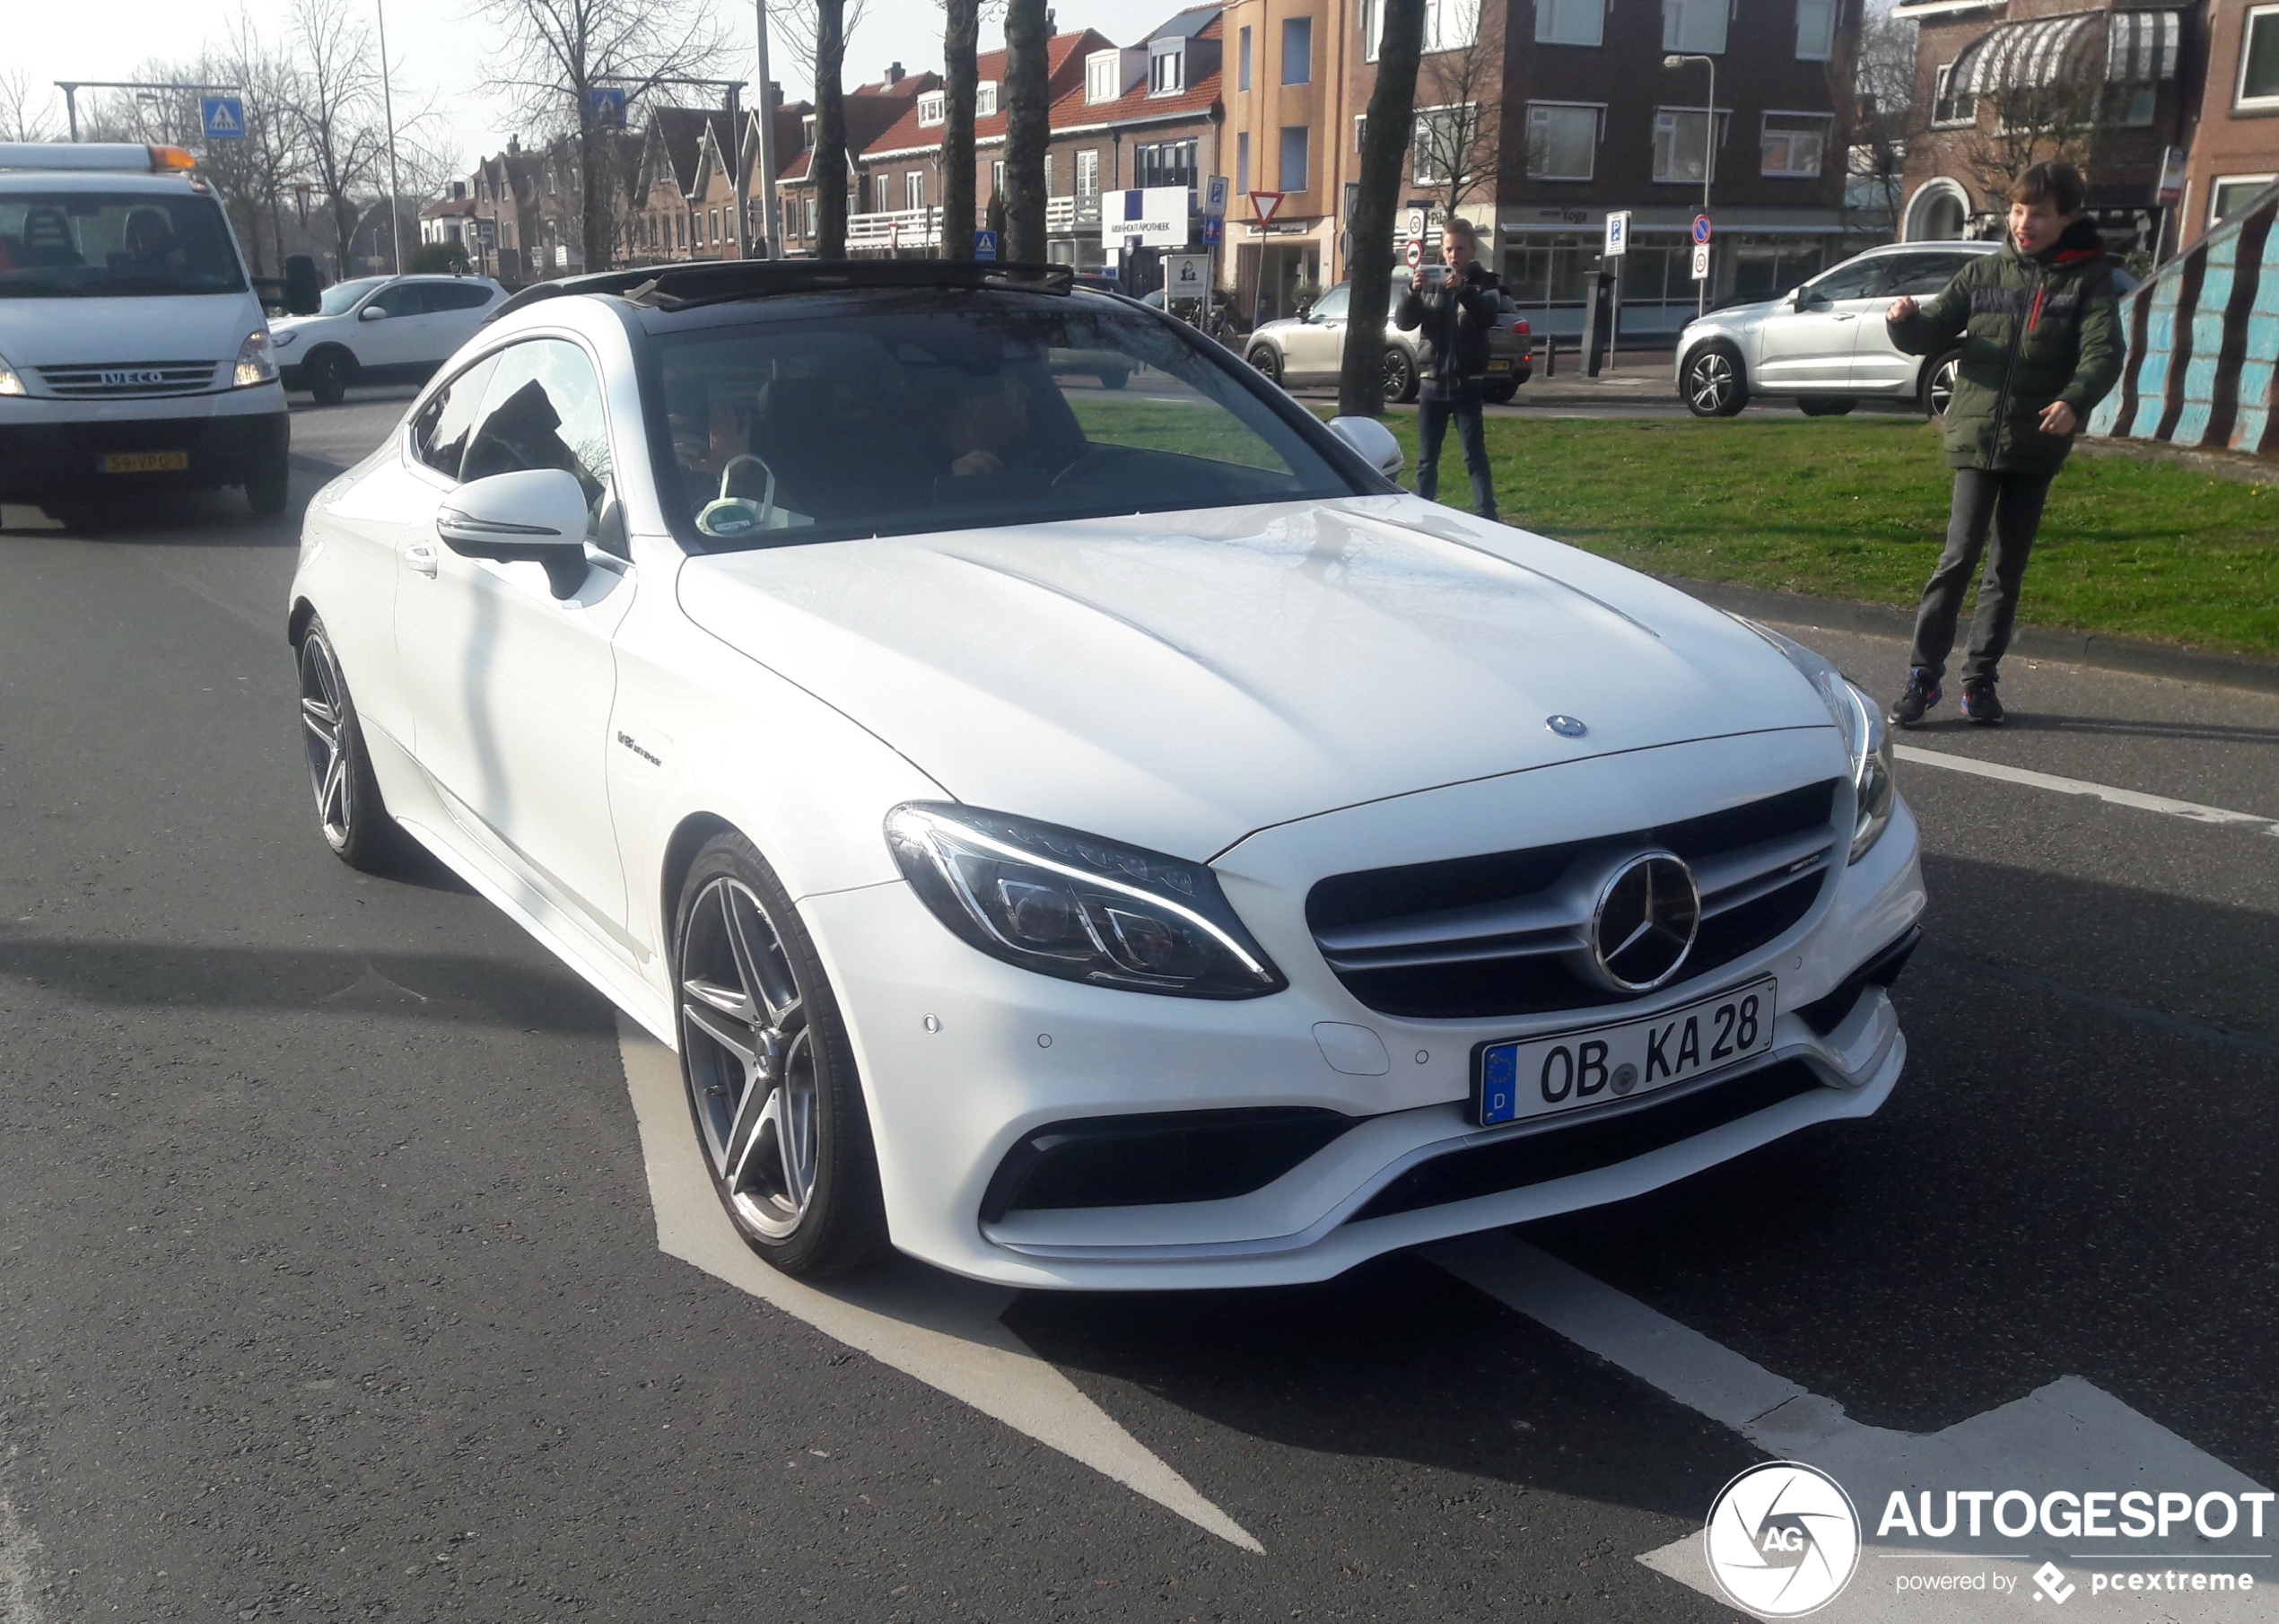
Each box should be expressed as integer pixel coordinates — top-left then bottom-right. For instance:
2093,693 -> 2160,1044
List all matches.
1328,415 -> 1404,481
436,468 -> 591,598
360,304 -> 388,321
1790,287 -> 1812,311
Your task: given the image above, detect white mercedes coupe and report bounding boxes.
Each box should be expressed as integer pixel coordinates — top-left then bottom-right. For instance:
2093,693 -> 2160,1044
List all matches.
288,261 -> 1924,1288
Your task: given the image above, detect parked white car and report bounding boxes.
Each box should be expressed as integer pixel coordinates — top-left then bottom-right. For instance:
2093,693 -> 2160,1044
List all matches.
1674,241 -> 2002,419
289,261 -> 1923,1288
271,273 -> 505,404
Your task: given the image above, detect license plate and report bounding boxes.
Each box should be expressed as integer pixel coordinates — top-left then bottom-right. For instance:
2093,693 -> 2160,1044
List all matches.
1472,977 -> 1777,1127
1485,359 -> 1513,371
100,451 -> 189,474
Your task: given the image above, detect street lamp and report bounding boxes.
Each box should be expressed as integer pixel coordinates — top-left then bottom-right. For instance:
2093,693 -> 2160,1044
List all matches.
1663,52 -> 1714,319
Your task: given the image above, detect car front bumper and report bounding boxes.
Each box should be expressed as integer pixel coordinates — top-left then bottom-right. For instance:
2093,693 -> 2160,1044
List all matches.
0,390 -> 288,502
802,732 -> 1926,1290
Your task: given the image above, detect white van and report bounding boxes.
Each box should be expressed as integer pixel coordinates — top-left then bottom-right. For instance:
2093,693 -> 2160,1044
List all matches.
0,144 -> 289,519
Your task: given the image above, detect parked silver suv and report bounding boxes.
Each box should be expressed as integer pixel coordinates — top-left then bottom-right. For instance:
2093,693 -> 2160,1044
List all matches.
1245,281 -> 1532,403
1673,241 -> 1997,419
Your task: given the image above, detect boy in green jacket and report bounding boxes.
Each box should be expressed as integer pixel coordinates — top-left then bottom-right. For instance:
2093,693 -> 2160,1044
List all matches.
1884,161 -> 2123,726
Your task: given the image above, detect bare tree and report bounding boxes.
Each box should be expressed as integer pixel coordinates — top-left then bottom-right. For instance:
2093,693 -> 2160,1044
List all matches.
281,0 -> 391,275
1827,3 -> 1919,237
1958,80 -> 2097,202
1002,0 -> 1049,261
476,0 -> 729,273
776,0 -> 874,83
1340,0 -> 1428,415
1410,5 -> 1503,219
0,69 -> 59,142
940,0 -> 981,258
196,17 -> 311,275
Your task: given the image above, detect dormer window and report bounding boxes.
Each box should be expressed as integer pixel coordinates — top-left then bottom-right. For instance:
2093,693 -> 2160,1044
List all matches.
918,91 -> 946,127
1086,48 -> 1122,103
1149,39 -> 1184,94
976,81 -> 999,117
801,113 -> 817,144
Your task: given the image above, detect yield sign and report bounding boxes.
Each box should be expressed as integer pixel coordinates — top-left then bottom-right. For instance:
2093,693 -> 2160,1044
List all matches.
1249,190 -> 1285,224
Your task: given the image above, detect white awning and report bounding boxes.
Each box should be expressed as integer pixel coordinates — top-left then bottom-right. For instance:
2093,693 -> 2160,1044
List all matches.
2109,9 -> 2181,82
1950,10 -> 2179,96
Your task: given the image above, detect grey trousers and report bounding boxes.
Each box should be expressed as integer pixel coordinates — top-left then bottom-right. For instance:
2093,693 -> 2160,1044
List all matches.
1908,467 -> 2053,685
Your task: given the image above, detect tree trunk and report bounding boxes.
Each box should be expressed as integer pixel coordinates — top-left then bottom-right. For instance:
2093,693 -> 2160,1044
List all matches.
1003,0 -> 1049,263
1340,0 -> 1426,416
815,0 -> 850,257
942,0 -> 980,258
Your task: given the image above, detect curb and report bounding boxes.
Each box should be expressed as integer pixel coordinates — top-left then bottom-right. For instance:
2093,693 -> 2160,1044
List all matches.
1661,574 -> 2279,697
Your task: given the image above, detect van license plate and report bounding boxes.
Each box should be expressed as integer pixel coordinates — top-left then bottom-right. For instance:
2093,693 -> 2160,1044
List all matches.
100,451 -> 189,474
1472,977 -> 1778,1127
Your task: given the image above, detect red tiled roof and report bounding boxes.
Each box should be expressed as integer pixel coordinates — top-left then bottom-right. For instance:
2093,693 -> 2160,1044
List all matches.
861,30 -> 1115,159
1047,18 -> 1224,136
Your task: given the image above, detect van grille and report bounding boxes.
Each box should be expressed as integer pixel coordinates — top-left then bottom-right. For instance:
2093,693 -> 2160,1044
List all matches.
36,362 -> 223,397
1306,780 -> 1840,1020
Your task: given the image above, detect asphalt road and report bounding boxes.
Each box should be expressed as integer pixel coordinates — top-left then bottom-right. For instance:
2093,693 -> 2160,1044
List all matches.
1,400 -> 2275,1621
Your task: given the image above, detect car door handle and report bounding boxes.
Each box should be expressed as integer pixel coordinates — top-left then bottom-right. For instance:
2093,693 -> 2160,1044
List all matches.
1832,312 -> 1857,321
405,541 -> 439,577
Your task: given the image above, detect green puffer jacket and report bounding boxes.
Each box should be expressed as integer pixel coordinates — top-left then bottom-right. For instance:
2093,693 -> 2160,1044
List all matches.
1887,217 -> 2124,474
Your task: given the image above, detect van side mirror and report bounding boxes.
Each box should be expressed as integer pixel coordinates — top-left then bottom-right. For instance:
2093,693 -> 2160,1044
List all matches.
436,469 -> 592,598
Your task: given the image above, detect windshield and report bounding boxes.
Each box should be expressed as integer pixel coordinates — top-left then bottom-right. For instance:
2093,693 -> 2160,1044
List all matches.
0,192 -> 246,297
648,292 -> 1359,551
319,276 -> 387,317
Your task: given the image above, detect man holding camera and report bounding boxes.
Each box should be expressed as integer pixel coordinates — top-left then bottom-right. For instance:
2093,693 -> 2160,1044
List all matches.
1394,217 -> 1501,522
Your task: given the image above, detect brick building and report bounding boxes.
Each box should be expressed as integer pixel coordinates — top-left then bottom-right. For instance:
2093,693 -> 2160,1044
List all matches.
776,65 -> 942,253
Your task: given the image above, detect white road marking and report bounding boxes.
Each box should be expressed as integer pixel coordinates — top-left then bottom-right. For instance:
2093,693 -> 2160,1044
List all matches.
1895,744 -> 2279,834
1428,1234 -> 2278,1621
0,1449 -> 47,1624
615,1020 -> 1262,1553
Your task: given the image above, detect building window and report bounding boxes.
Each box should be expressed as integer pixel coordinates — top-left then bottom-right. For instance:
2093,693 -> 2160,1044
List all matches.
802,114 -> 818,144
1794,0 -> 1834,59
805,196 -> 818,236
1535,0 -> 1604,47
1135,139 -> 1198,189
1045,153 -> 1055,195
1279,125 -> 1310,191
991,159 -> 1006,197
1525,102 -> 1599,179
977,81 -> 999,117
1087,48 -> 1122,103
1662,0 -> 1726,55
2212,174 -> 2275,223
1652,108 -> 1724,183
1355,112 -> 1367,151
1239,26 -> 1253,88
1283,17 -> 1314,83
1236,130 -> 1250,196
1412,104 -> 1479,186
875,174 -> 894,211
1151,41 -> 1184,94
1932,63 -> 1977,127
906,170 -> 925,209
1076,147 -> 1100,201
2103,82 -> 2157,126
1760,112 -> 1829,176
2239,7 -> 2279,106
1424,0 -> 1479,50
918,91 -> 946,127
710,207 -> 720,244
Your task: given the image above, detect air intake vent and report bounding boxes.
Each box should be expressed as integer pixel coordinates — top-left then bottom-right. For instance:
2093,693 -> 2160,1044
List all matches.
37,361 -> 221,397
1306,780 -> 1840,1020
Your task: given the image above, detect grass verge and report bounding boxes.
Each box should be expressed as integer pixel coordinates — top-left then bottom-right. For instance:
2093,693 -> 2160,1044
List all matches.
1362,413 -> 2278,658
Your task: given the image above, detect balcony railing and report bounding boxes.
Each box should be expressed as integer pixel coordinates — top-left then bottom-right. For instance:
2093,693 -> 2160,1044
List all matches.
846,206 -> 940,248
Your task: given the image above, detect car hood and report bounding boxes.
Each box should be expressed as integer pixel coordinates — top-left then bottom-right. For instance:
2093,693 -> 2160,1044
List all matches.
676,497 -> 1835,859
0,293 -> 261,367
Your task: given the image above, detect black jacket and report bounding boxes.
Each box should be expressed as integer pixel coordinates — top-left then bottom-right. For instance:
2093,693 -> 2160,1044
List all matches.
1395,263 -> 1502,388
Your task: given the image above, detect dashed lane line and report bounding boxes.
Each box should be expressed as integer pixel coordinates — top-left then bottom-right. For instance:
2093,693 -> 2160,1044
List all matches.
1895,744 -> 2279,834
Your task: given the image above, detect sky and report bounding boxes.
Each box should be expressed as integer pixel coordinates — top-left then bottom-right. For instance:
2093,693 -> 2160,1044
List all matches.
9,0 -> 1183,181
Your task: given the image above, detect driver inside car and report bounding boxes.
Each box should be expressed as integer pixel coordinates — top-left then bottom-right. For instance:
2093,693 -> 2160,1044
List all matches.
945,371 -> 1034,477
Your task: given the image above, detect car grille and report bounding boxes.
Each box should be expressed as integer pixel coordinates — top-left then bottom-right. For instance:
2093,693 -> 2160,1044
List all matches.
1306,779 -> 1841,1020
36,362 -> 223,397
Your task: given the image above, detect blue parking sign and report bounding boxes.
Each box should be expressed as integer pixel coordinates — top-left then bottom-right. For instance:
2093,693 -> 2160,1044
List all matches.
201,97 -> 245,140
974,229 -> 999,261
1201,215 -> 1222,246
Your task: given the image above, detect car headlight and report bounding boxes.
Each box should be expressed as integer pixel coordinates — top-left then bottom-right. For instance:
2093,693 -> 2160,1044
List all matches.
233,329 -> 279,387
270,328 -> 301,351
1736,618 -> 1896,864
886,803 -> 1286,998
0,348 -> 24,397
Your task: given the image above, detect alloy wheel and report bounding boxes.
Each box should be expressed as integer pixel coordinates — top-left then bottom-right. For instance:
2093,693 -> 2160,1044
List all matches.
1687,352 -> 1737,415
1927,355 -> 1960,417
298,633 -> 354,853
679,875 -> 819,1240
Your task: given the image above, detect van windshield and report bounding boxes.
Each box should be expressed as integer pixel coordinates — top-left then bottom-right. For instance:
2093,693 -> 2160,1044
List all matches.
0,192 -> 246,297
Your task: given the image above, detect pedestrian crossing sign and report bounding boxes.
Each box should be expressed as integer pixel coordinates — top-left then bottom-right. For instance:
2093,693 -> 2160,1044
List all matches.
202,97 -> 245,140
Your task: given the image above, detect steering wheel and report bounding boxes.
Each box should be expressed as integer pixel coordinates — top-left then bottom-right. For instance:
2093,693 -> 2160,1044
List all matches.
1049,444 -> 1142,491
698,452 -> 780,538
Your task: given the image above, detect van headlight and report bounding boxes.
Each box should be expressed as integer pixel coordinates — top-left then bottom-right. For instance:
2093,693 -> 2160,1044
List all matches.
232,329 -> 279,388
1736,618 -> 1896,864
886,803 -> 1286,998
0,349 -> 24,397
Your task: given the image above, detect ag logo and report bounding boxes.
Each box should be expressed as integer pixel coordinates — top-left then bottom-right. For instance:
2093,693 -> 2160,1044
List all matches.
1703,1461 -> 1860,1617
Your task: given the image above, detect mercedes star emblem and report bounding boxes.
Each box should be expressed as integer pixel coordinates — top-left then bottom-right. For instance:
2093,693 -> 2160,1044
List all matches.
1546,715 -> 1588,738
1587,851 -> 1701,992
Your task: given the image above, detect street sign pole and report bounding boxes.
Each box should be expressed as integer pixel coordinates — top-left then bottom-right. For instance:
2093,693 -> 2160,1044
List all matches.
376,0 -> 406,275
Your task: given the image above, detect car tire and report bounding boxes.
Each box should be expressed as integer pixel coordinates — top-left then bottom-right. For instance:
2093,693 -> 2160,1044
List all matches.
1921,349 -> 1962,419
1681,342 -> 1749,418
1383,346 -> 1419,405
1098,369 -> 1131,389
673,831 -> 891,1279
1480,379 -> 1519,405
1246,343 -> 1282,386
245,446 -> 291,516
296,616 -> 401,872
306,350 -> 353,406
1797,397 -> 1856,417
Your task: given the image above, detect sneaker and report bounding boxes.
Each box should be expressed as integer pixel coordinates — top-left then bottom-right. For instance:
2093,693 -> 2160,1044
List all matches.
1961,677 -> 2005,725
1887,668 -> 1943,729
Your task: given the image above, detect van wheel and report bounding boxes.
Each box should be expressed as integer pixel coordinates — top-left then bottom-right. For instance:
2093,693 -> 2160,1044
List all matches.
306,351 -> 353,406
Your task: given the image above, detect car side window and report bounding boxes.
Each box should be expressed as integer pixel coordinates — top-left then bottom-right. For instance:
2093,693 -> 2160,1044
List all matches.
410,353 -> 501,481
1804,258 -> 1890,302
459,338 -> 614,529
1882,252 -> 1975,299
423,283 -> 494,313
1310,285 -> 1350,322
369,282 -> 425,318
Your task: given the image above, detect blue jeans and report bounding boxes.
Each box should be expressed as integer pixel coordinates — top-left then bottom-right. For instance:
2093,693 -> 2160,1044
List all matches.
1417,383 -> 1497,520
